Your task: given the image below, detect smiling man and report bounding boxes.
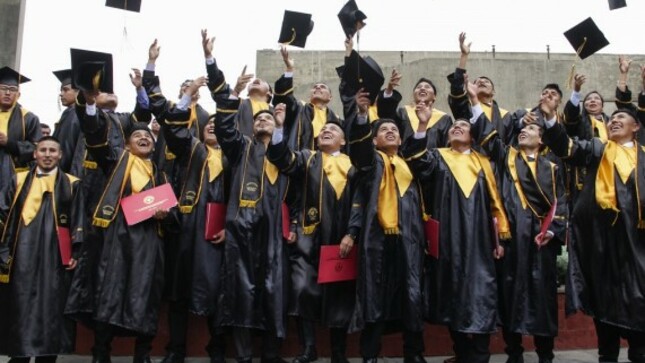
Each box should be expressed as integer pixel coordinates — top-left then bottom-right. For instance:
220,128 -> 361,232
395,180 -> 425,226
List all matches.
0,136 -> 83,363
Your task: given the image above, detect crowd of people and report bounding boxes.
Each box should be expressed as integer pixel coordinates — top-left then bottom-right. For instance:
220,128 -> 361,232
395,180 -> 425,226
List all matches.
0,25 -> 645,363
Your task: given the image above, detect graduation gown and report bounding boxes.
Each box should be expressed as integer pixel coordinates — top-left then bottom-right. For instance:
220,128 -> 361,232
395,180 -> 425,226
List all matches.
0,103 -> 41,193
65,99 -> 167,336
272,74 -> 341,150
213,99 -> 289,337
347,119 -> 425,333
401,126 -> 507,334
0,168 -> 83,356
544,122 -> 645,332
53,105 -> 82,175
159,106 -> 229,315
267,140 -> 361,327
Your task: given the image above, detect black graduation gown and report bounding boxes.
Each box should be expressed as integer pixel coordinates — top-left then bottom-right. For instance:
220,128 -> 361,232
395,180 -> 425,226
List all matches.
267,141 -> 361,327
0,169 -> 83,356
544,122 -> 645,332
401,137 -> 501,334
53,106 -> 82,175
213,99 -> 289,337
160,108 -> 230,315
347,120 -> 425,333
0,103 -> 41,193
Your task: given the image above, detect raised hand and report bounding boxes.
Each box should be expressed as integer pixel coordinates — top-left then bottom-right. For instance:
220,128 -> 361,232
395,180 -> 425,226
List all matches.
148,39 -> 160,64
344,37 -> 353,57
187,76 -> 208,96
274,103 -> 287,128
415,101 -> 432,130
355,88 -> 370,115
465,74 -> 478,103
619,55 -> 632,75
233,66 -> 254,97
280,45 -> 294,72
130,68 -> 143,89
459,32 -> 471,56
386,69 -> 402,93
573,73 -> 586,93
201,29 -> 215,58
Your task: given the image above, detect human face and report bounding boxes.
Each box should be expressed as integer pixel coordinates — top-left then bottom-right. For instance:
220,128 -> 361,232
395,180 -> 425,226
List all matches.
253,112 -> 275,137
372,121 -> 401,153
447,120 -> 472,146
41,126 -> 51,137
0,84 -> 19,110
34,140 -> 62,172
583,92 -> 603,116
517,124 -> 543,150
475,77 -> 494,98
316,123 -> 345,152
179,80 -> 199,102
203,119 -> 218,146
607,111 -> 639,143
127,129 -> 154,157
413,81 -> 435,105
247,78 -> 270,99
59,84 -> 78,107
150,119 -> 160,135
96,92 -> 118,110
539,88 -> 561,111
310,83 -> 332,104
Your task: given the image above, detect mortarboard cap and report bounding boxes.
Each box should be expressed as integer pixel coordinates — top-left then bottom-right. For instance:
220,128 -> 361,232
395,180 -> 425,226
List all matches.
105,0 -> 141,12
342,50 -> 384,103
335,65 -> 345,78
53,69 -> 73,86
278,10 -> 314,48
71,48 -> 113,94
563,17 -> 609,60
338,0 -> 366,38
608,0 -> 627,10
0,66 -> 30,86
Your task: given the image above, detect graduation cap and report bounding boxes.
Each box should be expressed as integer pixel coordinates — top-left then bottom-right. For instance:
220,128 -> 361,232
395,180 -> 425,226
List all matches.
338,0 -> 366,38
105,0 -> 141,12
0,66 -> 30,86
608,0 -> 627,10
342,50 -> 384,103
278,10 -> 314,48
563,17 -> 609,60
52,69 -> 73,86
70,48 -> 113,94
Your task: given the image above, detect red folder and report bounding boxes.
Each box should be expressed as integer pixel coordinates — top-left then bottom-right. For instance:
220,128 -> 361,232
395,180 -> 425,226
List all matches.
317,245 -> 357,284
424,217 -> 440,258
57,227 -> 72,266
281,202 -> 290,240
120,183 -> 178,226
205,203 -> 226,241
539,198 -> 558,245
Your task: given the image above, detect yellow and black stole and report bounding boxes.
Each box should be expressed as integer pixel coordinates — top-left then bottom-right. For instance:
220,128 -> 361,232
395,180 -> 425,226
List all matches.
507,148 -> 557,218
1,104 -> 30,172
404,105 -> 446,131
238,140 -> 278,208
236,99 -> 269,136
375,151 -> 414,235
178,142 -> 223,214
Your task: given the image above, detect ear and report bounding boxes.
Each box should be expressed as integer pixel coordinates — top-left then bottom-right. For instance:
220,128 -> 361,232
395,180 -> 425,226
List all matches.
372,137 -> 378,146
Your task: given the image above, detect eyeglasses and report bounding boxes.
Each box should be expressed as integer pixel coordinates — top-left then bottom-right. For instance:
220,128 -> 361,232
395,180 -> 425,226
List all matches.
0,86 -> 19,94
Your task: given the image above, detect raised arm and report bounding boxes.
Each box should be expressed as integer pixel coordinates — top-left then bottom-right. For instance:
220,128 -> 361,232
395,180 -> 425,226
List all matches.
213,96 -> 244,166
272,45 -> 298,131
348,90 -> 376,172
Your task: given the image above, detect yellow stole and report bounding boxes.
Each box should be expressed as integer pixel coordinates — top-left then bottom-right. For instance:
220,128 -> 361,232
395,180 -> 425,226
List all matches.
322,152 -> 352,200
206,146 -> 223,182
21,172 -> 56,225
507,148 -> 556,217
0,104 -> 15,135
368,105 -> 379,123
311,105 -> 328,139
438,148 -> 511,238
376,151 -> 413,234
405,105 -> 446,131
595,141 -> 638,215
591,116 -> 608,142
481,103 -> 508,122
250,99 -> 269,116
124,156 -> 153,193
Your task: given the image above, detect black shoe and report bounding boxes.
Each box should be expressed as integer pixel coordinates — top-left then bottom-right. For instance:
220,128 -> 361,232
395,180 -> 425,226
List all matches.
506,355 -> 525,363
161,352 -> 185,363
362,358 -> 377,363
538,359 -> 552,363
92,355 -> 112,363
237,359 -> 252,363
133,356 -> 152,363
293,346 -> 318,363
261,357 -> 289,363
331,356 -> 350,363
210,353 -> 226,363
404,355 -> 427,363
628,354 -> 645,363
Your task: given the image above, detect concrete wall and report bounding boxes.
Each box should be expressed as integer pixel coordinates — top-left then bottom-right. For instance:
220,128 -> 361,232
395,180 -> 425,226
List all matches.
256,49 -> 644,118
0,0 -> 26,69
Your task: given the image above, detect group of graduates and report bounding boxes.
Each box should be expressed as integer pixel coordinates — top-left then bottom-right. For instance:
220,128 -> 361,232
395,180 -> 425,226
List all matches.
1,24 -> 645,363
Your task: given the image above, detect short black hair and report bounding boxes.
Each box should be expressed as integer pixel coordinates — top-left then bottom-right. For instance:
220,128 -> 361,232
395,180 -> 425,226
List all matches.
371,118 -> 398,136
253,109 -> 274,120
542,83 -> 563,98
414,78 -> 437,96
40,123 -> 51,129
36,135 -> 61,145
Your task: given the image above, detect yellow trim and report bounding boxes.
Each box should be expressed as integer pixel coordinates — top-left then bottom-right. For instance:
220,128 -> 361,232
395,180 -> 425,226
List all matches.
448,90 -> 467,99
404,149 -> 427,161
273,87 -> 294,96
212,82 -> 226,94
349,130 -> 372,145
216,108 -> 237,114
479,130 -> 498,147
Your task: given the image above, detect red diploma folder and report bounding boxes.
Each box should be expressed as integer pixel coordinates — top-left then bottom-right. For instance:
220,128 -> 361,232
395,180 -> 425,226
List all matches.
120,183 -> 178,226
205,203 -> 226,241
317,245 -> 357,284
424,217 -> 440,258
281,202 -> 290,240
57,227 -> 72,266
539,198 -> 558,245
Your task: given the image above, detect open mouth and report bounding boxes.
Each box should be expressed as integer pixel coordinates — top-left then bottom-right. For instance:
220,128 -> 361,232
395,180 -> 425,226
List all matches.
451,129 -> 464,136
137,140 -> 151,147
385,133 -> 396,141
518,133 -> 527,141
609,124 -> 622,132
320,133 -> 333,140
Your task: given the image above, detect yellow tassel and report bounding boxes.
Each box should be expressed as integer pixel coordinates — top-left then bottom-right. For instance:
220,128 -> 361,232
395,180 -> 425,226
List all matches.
499,232 -> 512,240
83,160 -> 98,169
383,227 -> 400,235
92,218 -> 111,228
179,205 -> 194,214
303,225 -> 316,235
0,274 -> 9,283
239,200 -> 257,208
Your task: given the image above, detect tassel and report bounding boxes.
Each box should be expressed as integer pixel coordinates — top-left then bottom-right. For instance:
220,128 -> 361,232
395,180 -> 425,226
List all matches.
0,274 -> 9,283
302,225 -> 316,235
383,227 -> 400,235
499,232 -> 512,240
92,218 -> 111,228
566,37 -> 587,90
239,200 -> 257,208
83,160 -> 98,169
179,205 -> 194,214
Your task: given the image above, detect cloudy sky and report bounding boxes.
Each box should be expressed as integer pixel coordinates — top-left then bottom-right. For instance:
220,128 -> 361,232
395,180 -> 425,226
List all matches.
16,0 -> 643,126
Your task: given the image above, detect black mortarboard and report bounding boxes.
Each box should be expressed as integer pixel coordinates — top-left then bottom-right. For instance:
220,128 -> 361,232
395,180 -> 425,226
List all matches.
338,0 -> 366,38
335,65 -> 345,78
608,0 -> 627,10
71,48 -> 113,94
0,66 -> 30,86
105,0 -> 141,12
278,10 -> 314,48
563,17 -> 609,60
342,50 -> 384,104
52,69 -> 73,86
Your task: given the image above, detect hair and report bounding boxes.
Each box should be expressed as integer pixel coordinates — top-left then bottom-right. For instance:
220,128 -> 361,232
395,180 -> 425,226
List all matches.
127,123 -> 154,140
36,135 -> 61,146
371,118 -> 398,136
253,109 -> 274,120
583,90 -> 604,106
611,108 -> 639,123
476,76 -> 495,91
40,123 -> 51,129
542,83 -> 563,98
414,78 -> 437,96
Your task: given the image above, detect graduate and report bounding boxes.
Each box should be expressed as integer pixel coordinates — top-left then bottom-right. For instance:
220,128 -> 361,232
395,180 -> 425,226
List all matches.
615,56 -> 645,144
542,106 -> 645,362
347,90 -> 426,363
448,67 -> 568,363
267,108 -> 361,363
152,77 -> 230,363
0,136 -> 83,363
0,66 -> 42,193
51,69 -> 82,175
401,84 -> 509,363
64,83 -> 174,363
273,45 -> 341,151
212,95 -> 289,363
202,29 -> 273,137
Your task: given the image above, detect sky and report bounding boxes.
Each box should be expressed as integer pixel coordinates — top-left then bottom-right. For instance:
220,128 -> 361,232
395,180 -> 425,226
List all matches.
15,0 -> 644,126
